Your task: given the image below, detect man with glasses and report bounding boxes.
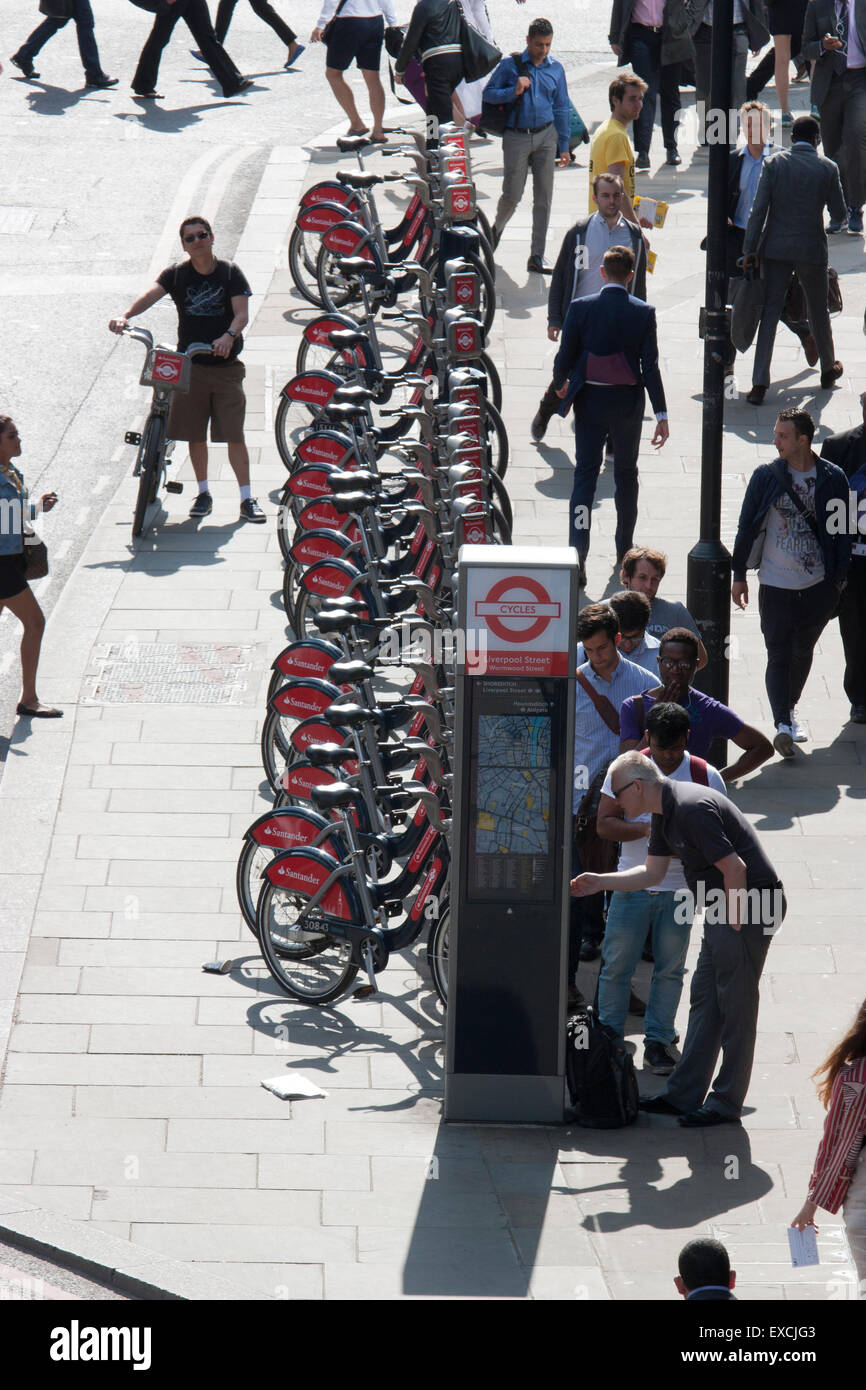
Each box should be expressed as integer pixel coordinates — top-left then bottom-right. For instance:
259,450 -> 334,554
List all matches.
573,749 -> 786,1126
803,0 -> 866,234
618,627 -> 772,775
596,703 -> 727,1075
109,216 -> 265,524
577,589 -> 660,680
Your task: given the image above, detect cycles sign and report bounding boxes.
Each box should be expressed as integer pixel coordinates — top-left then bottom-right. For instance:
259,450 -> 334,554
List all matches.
465,567 -> 571,676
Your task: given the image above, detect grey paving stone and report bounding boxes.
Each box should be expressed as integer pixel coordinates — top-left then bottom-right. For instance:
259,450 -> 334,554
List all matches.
167,1119 -> 325,1154
14,995 -> 195,1026
88,1025 -> 253,1055
7,1025 -> 90,1054
73,1086 -> 295,1120
3,1054 -> 200,1087
194,1261 -> 323,1299
129,1222 -> 355,1264
0,1184 -> 92,1220
95,1186 -> 321,1226
324,1189 -> 505,1229
259,1154 -> 369,1191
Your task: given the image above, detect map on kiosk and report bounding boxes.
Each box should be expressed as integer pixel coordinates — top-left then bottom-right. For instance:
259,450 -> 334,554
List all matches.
475,715 -> 551,856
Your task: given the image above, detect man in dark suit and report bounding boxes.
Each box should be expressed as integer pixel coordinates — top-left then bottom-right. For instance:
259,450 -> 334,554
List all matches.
742,115 -> 845,403
552,245 -> 668,581
820,392 -> 866,723
675,1238 -> 737,1300
803,0 -> 866,233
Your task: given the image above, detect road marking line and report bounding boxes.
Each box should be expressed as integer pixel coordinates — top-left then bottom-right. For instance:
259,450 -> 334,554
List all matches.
147,145 -> 231,282
92,474 -> 111,495
202,145 -> 263,232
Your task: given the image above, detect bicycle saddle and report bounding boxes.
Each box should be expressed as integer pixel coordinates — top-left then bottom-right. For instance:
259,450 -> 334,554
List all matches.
327,659 -> 374,686
336,136 -> 372,153
336,170 -> 382,190
330,469 -> 379,494
322,403 -> 367,423
328,329 -> 368,350
331,491 -> 376,513
310,782 -> 366,813
333,385 -> 377,406
336,255 -> 382,280
314,610 -> 379,640
321,595 -> 367,612
306,742 -> 359,769
325,702 -> 386,730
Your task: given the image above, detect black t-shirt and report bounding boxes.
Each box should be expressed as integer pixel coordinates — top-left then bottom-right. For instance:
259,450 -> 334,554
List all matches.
157,258 -> 251,367
647,780 -> 779,897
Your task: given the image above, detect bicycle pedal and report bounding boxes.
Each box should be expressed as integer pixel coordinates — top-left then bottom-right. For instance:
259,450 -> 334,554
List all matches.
125,430 -> 141,446
352,983 -> 378,1001
165,480 -> 184,494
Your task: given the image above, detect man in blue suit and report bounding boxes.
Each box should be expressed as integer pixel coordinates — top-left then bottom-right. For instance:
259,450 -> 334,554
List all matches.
552,245 -> 669,584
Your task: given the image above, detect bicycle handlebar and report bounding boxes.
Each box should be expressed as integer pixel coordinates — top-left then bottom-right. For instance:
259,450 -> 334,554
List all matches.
121,325 -> 215,358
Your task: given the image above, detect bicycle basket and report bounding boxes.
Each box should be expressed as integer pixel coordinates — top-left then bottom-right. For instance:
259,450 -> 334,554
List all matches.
140,349 -> 192,392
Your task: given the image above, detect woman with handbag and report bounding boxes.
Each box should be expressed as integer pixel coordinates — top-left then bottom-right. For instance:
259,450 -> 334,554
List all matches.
0,417 -> 61,720
310,1 -> 398,142
791,998 -> 866,1289
11,0 -> 117,88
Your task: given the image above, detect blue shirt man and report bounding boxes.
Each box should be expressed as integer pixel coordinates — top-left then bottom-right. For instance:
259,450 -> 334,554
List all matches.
485,19 -> 571,271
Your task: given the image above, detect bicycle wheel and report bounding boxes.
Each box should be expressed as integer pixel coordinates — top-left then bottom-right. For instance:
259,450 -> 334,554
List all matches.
289,224 -> 327,307
274,392 -> 330,470
316,242 -> 361,314
236,837 -> 277,938
479,352 -> 503,414
425,896 -> 449,1007
260,708 -> 292,794
483,398 -> 509,478
132,413 -> 165,540
295,338 -> 357,412
258,880 -> 358,1003
281,562 -> 303,633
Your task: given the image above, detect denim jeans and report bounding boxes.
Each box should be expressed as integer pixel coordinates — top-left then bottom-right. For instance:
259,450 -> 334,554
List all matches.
628,26 -> 680,154
597,889 -> 692,1043
18,0 -> 102,80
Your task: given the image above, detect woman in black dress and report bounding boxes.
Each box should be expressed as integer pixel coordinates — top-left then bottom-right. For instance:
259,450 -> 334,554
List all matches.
0,417 -> 61,718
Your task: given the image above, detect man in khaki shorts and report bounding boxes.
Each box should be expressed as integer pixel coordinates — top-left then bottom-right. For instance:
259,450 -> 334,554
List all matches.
109,215 -> 265,523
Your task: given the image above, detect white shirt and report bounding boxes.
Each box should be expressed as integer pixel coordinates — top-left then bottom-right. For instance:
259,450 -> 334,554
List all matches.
573,212 -> 635,300
601,751 -> 727,892
316,0 -> 398,29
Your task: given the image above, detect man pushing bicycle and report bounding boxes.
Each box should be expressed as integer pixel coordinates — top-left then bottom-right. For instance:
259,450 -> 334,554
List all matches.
109,215 -> 266,524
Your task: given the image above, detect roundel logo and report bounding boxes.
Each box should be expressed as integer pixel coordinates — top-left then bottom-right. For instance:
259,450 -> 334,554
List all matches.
475,575 -> 561,644
456,328 -> 475,351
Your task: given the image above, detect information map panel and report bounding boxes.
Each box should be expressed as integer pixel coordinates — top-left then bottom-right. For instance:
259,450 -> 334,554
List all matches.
466,677 -> 558,902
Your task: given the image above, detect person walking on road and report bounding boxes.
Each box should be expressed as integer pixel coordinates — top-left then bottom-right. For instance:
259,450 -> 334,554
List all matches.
819,391 -> 866,724
791,997 -> 866,1289
131,0 -> 250,101
11,0 -> 117,88
313,0 -> 396,141
531,173 -> 647,442
608,0 -> 693,167
741,115 -> 845,403
483,18 -> 571,273
731,408 -> 851,758
214,0 -> 304,68
109,216 -> 266,525
0,416 -> 61,720
573,750 -> 787,1127
802,0 -> 866,234
552,245 -> 668,583
688,0 -> 768,142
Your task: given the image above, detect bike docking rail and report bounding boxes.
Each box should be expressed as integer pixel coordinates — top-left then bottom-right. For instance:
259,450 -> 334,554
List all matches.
0,102 -> 864,1302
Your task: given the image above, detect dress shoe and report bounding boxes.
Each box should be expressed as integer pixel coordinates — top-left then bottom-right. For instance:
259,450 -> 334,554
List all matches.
850,705 -> 866,723
635,150 -> 650,169
224,78 -> 253,98
639,1094 -> 683,1115
665,146 -> 681,165
678,1105 -> 741,1127
526,254 -> 551,273
848,207 -> 864,234
578,937 -> 601,962
820,360 -> 844,388
85,74 -> 118,89
827,216 -> 848,234
12,53 -> 39,79
746,384 -> 766,405
530,410 -> 547,443
132,88 -> 164,99
801,332 -> 819,367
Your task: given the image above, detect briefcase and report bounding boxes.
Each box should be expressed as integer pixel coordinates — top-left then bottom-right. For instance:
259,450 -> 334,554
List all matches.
730,265 -> 764,352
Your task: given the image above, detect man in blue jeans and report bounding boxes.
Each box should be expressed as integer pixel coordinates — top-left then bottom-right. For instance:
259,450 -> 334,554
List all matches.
12,0 -> 117,88
596,702 -> 727,1074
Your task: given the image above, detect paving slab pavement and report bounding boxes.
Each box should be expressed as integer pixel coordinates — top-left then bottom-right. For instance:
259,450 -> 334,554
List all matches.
1,71 -> 865,1301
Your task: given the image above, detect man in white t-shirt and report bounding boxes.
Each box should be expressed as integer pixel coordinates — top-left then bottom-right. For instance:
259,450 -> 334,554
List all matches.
596,701 -> 726,1074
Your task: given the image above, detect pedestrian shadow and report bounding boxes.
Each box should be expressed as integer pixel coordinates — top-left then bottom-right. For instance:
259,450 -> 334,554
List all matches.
532,441 -> 572,473
22,82 -> 92,116
558,1122 -> 773,1233
115,100 -> 241,132
82,519 -> 245,577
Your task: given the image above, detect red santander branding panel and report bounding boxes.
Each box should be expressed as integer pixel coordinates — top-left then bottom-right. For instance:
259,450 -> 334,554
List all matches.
466,566 -> 571,677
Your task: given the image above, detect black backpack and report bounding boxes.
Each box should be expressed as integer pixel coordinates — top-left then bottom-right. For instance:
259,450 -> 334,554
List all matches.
566,1007 -> 639,1128
481,54 -> 530,137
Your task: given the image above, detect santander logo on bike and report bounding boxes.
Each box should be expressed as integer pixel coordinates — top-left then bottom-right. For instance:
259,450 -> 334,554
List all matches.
152,352 -> 184,383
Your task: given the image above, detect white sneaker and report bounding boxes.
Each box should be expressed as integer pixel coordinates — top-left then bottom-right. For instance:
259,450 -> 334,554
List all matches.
791,708 -> 808,742
774,723 -> 796,758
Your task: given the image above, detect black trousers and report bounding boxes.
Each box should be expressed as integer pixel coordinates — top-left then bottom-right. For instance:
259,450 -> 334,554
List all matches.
758,577 -> 840,725
422,52 -> 464,130
839,557 -> 866,707
215,0 -> 296,46
569,830 -> 606,984
133,0 -> 243,96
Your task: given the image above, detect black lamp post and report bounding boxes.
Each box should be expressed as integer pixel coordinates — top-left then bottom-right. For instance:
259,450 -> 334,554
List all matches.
687,0 -> 734,723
